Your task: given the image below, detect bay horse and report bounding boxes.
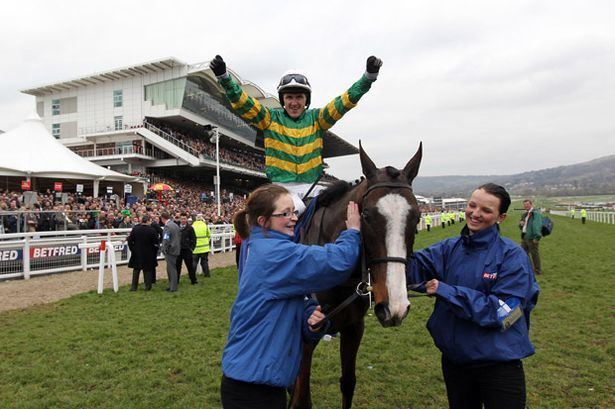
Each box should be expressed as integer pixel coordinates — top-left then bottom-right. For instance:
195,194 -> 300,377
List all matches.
289,142 -> 423,409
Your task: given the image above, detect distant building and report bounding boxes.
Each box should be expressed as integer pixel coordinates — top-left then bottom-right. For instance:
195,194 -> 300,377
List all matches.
443,198 -> 467,210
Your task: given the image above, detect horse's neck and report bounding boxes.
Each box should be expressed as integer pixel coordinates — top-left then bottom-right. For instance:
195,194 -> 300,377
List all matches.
319,181 -> 367,242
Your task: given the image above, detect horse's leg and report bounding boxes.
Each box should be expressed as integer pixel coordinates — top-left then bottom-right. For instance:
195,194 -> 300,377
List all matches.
289,341 -> 316,409
339,318 -> 365,409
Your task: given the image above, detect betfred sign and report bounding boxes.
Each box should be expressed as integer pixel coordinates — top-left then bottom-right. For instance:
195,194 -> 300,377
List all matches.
21,181 -> 31,191
0,243 -> 126,261
54,182 -> 63,192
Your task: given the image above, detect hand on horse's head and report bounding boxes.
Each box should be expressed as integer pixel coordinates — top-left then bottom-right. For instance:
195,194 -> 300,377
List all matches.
345,201 -> 361,231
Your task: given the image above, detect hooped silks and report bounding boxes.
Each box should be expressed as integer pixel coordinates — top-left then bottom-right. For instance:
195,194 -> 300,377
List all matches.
217,75 -> 375,184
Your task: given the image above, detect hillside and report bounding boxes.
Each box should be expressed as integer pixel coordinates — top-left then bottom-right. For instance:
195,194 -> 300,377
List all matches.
413,154 -> 615,197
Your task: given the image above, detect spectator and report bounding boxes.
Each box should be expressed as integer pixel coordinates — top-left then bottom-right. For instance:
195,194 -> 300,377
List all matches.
176,212 -> 198,285
160,211 -> 181,292
127,215 -> 159,291
192,214 -> 212,278
519,199 -> 543,276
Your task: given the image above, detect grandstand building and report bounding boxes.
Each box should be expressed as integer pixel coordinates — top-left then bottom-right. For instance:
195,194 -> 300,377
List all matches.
22,58 -> 357,194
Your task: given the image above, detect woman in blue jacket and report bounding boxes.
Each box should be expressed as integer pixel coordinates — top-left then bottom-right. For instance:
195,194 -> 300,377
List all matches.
221,184 -> 361,409
407,183 -> 539,409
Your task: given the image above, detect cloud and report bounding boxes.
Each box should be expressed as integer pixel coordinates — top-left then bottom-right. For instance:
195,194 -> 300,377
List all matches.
1,0 -> 614,181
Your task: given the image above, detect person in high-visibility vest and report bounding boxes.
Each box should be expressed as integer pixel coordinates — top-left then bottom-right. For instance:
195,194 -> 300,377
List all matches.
425,214 -> 432,232
580,209 -> 587,224
458,210 -> 465,222
441,211 -> 447,228
450,211 -> 456,225
570,208 -> 575,219
192,214 -> 212,277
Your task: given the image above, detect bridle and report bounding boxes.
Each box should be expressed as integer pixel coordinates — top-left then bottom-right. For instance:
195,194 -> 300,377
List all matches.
360,182 -> 415,270
315,182 -> 425,328
359,182 -> 428,298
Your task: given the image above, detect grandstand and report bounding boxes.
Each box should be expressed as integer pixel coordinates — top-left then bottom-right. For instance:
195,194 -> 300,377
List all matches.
21,57 -> 358,195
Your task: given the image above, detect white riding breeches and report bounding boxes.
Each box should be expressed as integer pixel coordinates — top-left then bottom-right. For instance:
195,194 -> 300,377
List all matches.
275,182 -> 325,216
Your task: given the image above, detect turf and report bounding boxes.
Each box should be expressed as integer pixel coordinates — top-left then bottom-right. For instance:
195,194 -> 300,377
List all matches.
0,207 -> 613,408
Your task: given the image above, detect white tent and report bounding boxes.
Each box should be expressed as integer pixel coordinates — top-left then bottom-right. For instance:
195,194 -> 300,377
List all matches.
0,114 -> 140,196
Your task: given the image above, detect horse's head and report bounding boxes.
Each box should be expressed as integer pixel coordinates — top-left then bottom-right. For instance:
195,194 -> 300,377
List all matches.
358,142 -> 422,327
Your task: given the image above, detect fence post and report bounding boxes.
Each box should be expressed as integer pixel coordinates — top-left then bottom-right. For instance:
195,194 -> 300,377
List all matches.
81,235 -> 88,271
23,236 -> 31,280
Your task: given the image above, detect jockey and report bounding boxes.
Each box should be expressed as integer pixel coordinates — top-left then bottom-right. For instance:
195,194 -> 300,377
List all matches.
210,55 -> 383,215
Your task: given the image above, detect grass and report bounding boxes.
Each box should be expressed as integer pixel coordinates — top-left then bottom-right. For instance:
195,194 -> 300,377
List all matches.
0,208 -> 613,408
533,194 -> 615,210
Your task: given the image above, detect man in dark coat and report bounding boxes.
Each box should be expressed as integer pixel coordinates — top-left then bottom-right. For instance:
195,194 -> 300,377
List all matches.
127,215 -> 159,291
176,212 -> 198,285
150,215 -> 164,284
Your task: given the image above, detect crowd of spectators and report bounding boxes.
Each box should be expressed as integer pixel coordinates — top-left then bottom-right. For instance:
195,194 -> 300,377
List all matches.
0,177 -> 246,234
148,122 -> 266,172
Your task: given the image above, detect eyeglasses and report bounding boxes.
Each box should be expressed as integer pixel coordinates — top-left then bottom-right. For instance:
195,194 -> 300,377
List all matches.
278,74 -> 310,87
271,210 -> 299,218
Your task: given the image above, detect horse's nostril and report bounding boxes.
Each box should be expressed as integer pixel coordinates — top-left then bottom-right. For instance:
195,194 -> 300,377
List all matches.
374,302 -> 391,324
403,304 -> 411,319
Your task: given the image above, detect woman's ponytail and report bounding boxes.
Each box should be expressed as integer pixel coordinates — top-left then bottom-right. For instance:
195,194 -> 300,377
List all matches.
233,209 -> 250,239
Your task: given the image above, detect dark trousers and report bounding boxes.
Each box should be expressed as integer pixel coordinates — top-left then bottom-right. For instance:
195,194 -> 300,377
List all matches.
220,375 -> 286,409
193,252 -> 210,277
582,217 -> 586,224
442,356 -> 526,409
521,235 -> 542,275
235,243 -> 241,266
176,248 -> 197,284
131,268 -> 153,290
426,225 -> 431,232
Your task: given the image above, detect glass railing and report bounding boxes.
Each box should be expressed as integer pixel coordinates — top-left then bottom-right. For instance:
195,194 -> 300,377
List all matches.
143,122 -> 200,157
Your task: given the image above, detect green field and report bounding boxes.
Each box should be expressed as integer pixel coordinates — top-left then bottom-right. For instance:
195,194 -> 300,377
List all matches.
536,195 -> 615,210
1,209 -> 613,408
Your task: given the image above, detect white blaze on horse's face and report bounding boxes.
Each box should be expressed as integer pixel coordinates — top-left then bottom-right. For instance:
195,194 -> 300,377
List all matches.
375,193 -> 411,321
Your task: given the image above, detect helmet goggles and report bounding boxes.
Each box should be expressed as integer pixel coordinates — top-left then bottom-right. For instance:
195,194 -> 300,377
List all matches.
278,73 -> 310,89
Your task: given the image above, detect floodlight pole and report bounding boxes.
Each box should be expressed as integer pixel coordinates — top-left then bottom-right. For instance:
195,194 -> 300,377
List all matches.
211,127 -> 222,217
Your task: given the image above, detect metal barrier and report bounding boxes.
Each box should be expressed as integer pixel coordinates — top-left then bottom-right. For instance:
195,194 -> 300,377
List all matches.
0,210 -> 123,234
0,225 -> 235,280
550,210 -> 615,225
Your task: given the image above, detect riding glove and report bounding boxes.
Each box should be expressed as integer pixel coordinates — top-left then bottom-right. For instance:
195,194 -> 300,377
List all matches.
365,56 -> 383,80
210,55 -> 228,78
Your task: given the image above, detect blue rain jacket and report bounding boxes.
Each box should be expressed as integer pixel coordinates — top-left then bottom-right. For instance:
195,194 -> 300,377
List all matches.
407,225 -> 539,365
222,226 -> 360,387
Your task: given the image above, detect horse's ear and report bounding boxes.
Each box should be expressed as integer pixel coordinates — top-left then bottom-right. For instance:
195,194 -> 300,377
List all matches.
359,140 -> 377,179
403,142 -> 422,182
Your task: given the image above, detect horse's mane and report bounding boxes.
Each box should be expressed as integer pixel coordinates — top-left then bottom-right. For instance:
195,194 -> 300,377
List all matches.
317,179 -> 359,207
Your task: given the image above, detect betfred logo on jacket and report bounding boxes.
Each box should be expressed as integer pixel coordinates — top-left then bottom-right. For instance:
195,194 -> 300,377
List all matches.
483,272 -> 497,280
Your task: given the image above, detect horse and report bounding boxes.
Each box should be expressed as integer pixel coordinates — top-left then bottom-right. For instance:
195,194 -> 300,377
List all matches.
289,142 -> 423,409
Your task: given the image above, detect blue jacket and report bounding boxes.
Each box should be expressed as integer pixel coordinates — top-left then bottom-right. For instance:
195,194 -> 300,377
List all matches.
406,225 -> 539,365
222,227 -> 360,387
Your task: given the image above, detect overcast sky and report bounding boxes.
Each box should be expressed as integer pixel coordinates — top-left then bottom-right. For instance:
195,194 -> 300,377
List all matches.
1,0 -> 614,180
